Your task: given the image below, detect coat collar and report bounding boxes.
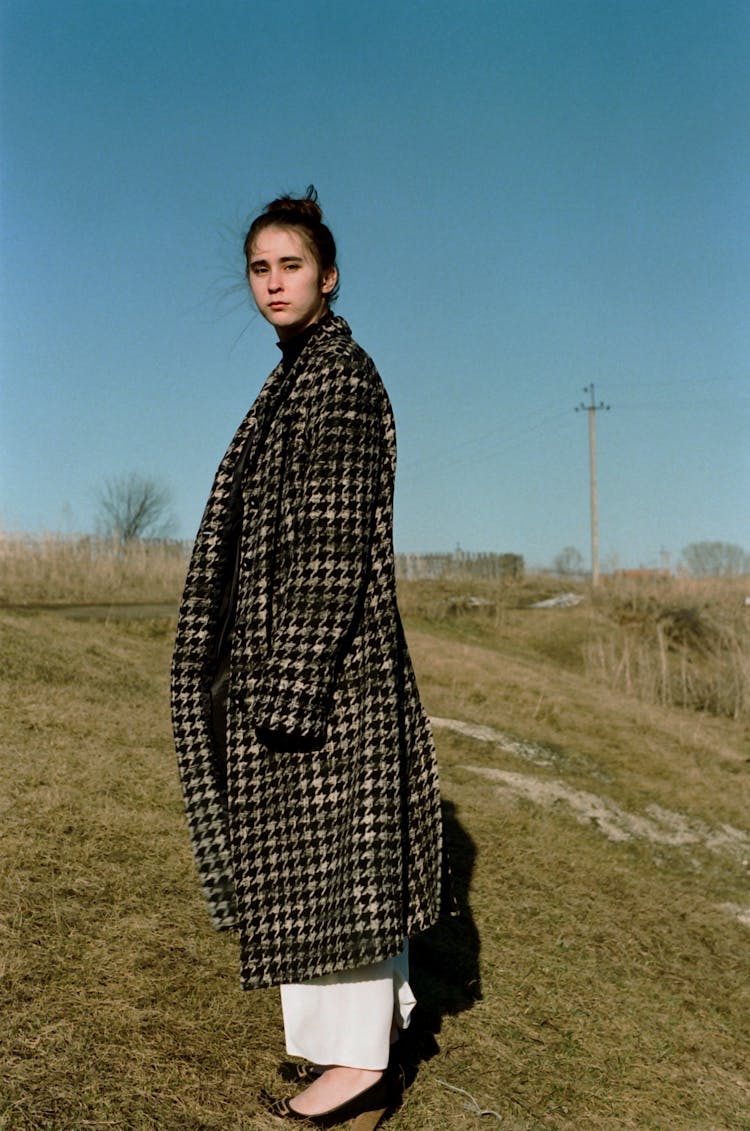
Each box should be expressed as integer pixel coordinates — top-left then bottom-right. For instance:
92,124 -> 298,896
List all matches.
271,314 -> 353,387
275,313 -> 350,370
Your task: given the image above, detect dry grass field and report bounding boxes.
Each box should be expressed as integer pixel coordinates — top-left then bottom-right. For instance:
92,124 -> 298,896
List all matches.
0,535 -> 189,607
2,555 -> 749,1129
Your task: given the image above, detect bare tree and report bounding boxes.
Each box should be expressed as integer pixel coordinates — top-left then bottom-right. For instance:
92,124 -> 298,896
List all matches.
96,473 -> 175,543
553,546 -> 585,576
681,541 -> 749,578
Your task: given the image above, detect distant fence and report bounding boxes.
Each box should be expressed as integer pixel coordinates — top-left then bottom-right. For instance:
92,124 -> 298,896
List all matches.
395,551 -> 524,581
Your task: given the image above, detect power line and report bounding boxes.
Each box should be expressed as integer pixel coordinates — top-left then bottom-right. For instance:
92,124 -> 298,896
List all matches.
606,371 -> 748,392
397,372 -> 746,484
397,406 -> 572,483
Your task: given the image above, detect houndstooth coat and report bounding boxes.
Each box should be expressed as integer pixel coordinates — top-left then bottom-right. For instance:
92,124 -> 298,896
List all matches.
171,315 -> 445,990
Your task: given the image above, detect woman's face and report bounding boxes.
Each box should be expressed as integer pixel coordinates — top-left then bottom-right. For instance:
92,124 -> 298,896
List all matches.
247,225 -> 337,341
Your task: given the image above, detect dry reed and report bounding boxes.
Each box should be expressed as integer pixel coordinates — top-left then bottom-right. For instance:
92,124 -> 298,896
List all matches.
398,574 -> 750,722
0,533 -> 189,606
583,582 -> 750,720
1,536 -> 748,721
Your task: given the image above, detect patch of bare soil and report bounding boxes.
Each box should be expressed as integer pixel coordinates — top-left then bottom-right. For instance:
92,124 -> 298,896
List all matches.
431,715 -> 750,930
461,763 -> 749,857
430,715 -> 554,765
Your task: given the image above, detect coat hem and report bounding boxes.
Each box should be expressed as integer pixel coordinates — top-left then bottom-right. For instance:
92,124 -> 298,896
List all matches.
238,931 -> 409,991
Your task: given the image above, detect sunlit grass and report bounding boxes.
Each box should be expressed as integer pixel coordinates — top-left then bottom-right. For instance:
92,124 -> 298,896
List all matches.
2,536 -> 747,720
0,533 -> 189,606
398,574 -> 750,721
2,593 -> 749,1129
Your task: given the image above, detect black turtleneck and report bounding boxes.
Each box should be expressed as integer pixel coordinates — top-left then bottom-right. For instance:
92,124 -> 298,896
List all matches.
276,312 -> 332,373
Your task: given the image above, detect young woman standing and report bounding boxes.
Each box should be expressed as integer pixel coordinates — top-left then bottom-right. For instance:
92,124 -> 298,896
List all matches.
171,188 -> 446,1127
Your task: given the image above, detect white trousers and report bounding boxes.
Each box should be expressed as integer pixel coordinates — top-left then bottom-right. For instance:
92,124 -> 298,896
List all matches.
280,942 -> 416,1070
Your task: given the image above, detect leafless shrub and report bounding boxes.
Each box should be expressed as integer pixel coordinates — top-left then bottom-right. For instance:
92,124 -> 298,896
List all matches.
681,540 -> 749,577
96,473 -> 175,544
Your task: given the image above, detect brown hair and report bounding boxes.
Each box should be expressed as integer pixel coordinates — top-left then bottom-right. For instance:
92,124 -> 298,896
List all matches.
243,185 -> 339,304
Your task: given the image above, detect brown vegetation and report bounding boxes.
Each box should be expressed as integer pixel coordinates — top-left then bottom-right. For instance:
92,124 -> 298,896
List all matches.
2,552 -> 749,1128
399,573 -> 750,722
4,560 -> 750,1126
584,588 -> 749,720
3,536 -> 746,725
0,534 -> 189,607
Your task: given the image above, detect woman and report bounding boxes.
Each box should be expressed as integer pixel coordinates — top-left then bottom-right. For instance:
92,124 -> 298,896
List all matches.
171,188 -> 446,1127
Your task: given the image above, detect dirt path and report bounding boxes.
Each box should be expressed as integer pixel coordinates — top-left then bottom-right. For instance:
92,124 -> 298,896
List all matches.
4,602 -> 179,619
430,715 -> 750,927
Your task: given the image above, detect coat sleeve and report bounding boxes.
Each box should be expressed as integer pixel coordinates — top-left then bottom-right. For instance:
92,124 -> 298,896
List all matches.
245,359 -> 384,743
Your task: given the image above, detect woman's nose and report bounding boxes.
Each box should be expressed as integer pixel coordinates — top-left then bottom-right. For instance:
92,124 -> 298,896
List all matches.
268,271 -> 283,292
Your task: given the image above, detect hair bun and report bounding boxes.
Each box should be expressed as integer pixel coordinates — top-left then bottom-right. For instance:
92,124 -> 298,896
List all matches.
264,185 -> 323,224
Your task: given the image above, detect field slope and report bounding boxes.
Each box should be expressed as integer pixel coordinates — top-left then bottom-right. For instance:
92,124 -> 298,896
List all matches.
2,595 -> 749,1130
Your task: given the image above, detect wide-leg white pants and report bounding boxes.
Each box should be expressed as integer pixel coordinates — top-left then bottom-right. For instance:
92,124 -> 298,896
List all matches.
280,942 -> 416,1070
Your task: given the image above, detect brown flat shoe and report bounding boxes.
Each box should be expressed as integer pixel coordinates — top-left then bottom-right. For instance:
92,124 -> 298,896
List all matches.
260,1066 -> 400,1128
277,1060 -> 326,1084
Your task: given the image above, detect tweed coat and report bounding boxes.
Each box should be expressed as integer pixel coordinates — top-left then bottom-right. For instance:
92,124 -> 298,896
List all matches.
171,315 -> 445,990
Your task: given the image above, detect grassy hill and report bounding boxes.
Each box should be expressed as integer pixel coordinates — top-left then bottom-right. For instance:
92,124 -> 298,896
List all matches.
2,577 -> 749,1129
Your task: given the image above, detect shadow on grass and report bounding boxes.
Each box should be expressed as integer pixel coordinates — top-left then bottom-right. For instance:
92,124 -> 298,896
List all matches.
400,798 -> 481,1084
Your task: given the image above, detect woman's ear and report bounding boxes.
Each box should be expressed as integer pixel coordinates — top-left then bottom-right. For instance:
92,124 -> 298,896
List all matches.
321,266 -> 338,296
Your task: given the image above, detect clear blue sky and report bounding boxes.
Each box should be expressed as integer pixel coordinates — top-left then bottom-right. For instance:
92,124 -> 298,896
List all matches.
2,0 -> 748,570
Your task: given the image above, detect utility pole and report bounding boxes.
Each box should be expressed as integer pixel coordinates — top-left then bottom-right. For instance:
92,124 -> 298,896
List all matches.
575,385 -> 610,586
